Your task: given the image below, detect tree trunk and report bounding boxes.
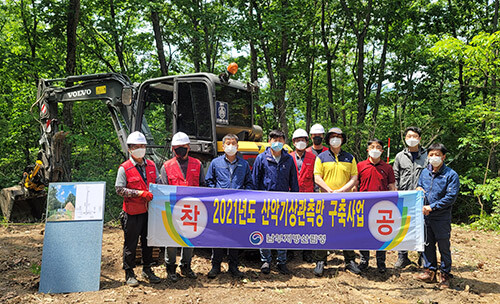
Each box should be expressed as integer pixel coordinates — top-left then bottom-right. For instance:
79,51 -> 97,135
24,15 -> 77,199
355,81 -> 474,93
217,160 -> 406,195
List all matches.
110,0 -> 126,72
372,20 -> 389,131
151,10 -> 168,76
62,0 -> 80,182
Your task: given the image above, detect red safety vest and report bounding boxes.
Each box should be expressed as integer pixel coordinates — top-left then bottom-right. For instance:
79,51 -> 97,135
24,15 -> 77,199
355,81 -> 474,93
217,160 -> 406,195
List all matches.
306,146 -> 328,156
290,151 -> 316,192
163,157 -> 201,186
121,159 -> 157,215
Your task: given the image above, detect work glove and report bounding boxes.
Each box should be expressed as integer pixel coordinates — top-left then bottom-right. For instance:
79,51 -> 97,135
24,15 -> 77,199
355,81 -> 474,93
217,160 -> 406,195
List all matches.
140,190 -> 154,202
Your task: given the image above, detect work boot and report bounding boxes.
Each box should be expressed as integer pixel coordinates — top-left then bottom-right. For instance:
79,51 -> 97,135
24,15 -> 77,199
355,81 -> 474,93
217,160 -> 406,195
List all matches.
180,264 -> 197,279
166,264 -> 179,282
229,266 -> 244,278
125,269 -> 139,287
345,260 -> 361,274
415,269 -> 437,283
302,250 -> 314,263
377,263 -> 387,274
208,265 -> 221,279
314,261 -> 325,277
142,267 -> 161,284
260,262 -> 271,274
438,272 -> 451,289
394,256 -> 412,269
277,263 -> 291,275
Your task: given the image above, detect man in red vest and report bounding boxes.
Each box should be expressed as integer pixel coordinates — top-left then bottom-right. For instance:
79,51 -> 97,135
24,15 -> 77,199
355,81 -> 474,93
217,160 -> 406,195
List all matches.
306,123 -> 328,156
160,131 -> 205,282
290,128 -> 317,264
115,131 -> 161,286
290,128 -> 316,193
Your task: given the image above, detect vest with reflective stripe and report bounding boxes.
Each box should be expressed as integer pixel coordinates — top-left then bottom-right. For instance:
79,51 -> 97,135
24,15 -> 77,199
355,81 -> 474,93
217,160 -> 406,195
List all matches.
121,159 -> 157,215
290,151 -> 316,192
163,157 -> 201,186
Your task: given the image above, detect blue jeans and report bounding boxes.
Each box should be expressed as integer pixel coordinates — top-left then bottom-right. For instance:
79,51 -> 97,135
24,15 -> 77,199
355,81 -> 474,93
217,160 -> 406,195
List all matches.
260,249 -> 287,264
422,218 -> 452,274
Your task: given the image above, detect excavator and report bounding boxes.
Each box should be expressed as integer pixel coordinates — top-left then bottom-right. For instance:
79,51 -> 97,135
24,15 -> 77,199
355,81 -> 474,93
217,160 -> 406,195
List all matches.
0,64 -> 275,222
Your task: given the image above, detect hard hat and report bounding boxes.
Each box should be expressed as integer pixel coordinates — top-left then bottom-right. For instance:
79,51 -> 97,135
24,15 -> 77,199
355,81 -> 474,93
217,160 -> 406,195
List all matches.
325,127 -> 347,144
126,131 -> 147,145
292,128 -> 309,140
171,132 -> 190,146
309,123 -> 325,135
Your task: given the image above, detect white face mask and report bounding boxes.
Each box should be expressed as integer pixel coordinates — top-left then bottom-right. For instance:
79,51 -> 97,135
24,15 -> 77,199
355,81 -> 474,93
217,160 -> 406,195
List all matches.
368,149 -> 382,159
329,137 -> 342,148
428,156 -> 443,167
295,141 -> 307,150
130,148 -> 146,159
405,138 -> 420,147
224,144 -> 237,156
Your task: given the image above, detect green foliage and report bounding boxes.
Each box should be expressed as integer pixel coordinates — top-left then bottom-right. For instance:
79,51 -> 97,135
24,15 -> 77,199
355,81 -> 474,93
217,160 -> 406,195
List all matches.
0,0 -> 499,228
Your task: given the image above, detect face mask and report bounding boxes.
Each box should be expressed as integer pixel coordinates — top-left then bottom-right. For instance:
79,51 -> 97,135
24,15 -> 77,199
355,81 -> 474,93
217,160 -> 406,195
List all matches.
130,148 -> 146,159
295,141 -> 307,150
406,138 -> 420,147
271,141 -> 284,152
329,137 -> 342,148
174,147 -> 188,158
428,156 -> 443,167
368,149 -> 382,159
224,144 -> 237,156
312,136 -> 323,145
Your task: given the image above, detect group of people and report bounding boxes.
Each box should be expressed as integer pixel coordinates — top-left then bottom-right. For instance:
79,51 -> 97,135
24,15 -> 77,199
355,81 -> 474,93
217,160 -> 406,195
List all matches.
115,124 -> 459,290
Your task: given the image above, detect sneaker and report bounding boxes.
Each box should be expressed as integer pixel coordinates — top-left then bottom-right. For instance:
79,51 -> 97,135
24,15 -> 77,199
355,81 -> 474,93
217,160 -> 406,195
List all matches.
208,266 -> 221,279
142,267 -> 161,284
345,260 -> 361,274
229,267 -> 244,278
394,257 -> 412,269
314,261 -> 325,277
277,263 -> 291,275
260,262 -> 271,274
125,269 -> 139,287
438,272 -> 451,289
415,269 -> 437,283
180,264 -> 197,279
358,260 -> 369,272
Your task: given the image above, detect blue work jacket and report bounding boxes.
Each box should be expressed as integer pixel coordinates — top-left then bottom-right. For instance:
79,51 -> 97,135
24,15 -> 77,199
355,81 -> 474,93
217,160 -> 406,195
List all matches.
417,164 -> 460,220
205,155 -> 253,190
252,147 -> 299,192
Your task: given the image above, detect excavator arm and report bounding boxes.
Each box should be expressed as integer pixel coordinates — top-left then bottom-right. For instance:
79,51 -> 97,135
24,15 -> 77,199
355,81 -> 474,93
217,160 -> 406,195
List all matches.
1,73 -> 137,222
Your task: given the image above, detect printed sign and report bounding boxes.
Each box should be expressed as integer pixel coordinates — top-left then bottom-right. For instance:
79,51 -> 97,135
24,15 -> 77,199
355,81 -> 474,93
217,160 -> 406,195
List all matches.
216,100 -> 229,125
148,185 -> 424,251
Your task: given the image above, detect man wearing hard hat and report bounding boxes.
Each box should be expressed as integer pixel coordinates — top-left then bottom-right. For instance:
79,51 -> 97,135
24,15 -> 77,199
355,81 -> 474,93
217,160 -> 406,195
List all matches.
306,123 -> 328,156
115,131 -> 161,286
290,128 -> 317,264
160,131 -> 205,282
313,127 -> 361,276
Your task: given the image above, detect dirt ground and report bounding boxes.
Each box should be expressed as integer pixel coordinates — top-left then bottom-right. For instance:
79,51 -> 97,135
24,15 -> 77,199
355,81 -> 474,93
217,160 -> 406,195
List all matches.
0,224 -> 499,304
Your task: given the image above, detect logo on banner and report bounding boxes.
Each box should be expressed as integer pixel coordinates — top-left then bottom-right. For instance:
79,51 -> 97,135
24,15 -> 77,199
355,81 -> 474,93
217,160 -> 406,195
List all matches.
368,200 -> 411,250
171,197 -> 208,238
249,231 -> 264,245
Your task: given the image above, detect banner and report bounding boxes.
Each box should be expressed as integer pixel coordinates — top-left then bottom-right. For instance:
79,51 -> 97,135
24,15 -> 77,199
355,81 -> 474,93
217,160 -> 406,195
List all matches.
148,184 -> 424,251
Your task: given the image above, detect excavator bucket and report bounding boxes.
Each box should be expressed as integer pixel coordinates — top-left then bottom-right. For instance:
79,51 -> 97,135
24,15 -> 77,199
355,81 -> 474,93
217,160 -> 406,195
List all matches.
0,185 -> 47,222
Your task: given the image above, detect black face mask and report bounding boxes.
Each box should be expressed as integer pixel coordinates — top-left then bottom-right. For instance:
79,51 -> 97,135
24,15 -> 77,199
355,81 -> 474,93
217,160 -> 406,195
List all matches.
313,136 -> 323,145
174,147 -> 188,158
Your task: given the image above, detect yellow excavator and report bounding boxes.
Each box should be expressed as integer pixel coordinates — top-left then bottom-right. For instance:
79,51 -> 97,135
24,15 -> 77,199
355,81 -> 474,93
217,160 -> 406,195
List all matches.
0,64 -> 285,222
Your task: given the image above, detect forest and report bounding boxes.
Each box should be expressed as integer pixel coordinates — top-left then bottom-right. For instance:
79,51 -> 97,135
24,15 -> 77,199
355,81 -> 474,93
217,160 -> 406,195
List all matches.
0,0 -> 498,228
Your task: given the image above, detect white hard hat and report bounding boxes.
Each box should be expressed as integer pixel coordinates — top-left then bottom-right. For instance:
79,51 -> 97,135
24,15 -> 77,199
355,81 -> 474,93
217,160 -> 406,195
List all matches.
292,128 -> 309,140
126,131 -> 147,145
310,123 -> 325,134
171,132 -> 190,146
